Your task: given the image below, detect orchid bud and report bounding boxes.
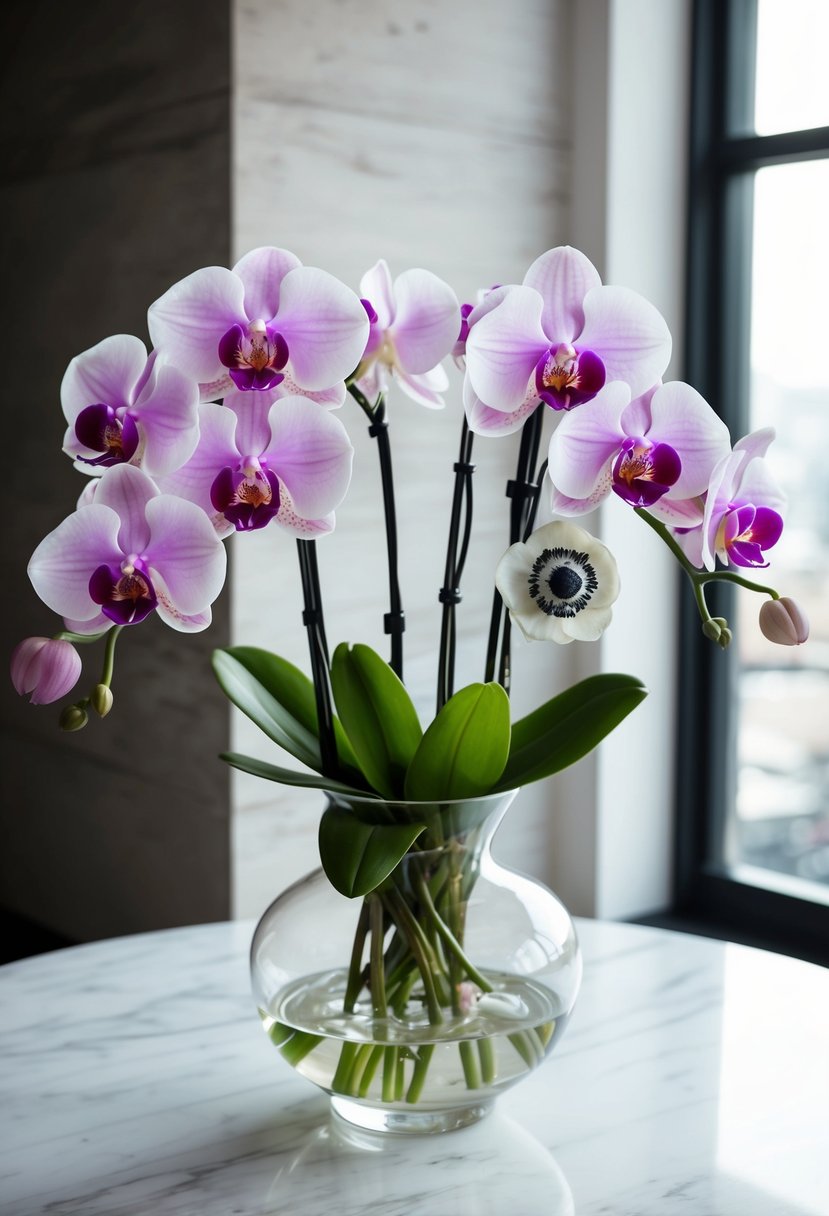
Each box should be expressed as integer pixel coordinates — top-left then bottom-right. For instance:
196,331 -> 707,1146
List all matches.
60,703 -> 88,731
717,626 -> 733,649
702,619 -> 722,642
91,684 -> 114,717
759,597 -> 809,646
10,637 -> 82,705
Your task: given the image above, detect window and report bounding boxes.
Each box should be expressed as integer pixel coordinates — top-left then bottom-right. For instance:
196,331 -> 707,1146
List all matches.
677,0 -> 829,963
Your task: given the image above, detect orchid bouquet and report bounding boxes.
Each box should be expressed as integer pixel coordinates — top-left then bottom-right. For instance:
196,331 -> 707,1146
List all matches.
10,244 -> 808,1103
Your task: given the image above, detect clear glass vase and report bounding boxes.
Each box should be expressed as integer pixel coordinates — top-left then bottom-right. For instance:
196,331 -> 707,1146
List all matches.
250,789 -> 581,1135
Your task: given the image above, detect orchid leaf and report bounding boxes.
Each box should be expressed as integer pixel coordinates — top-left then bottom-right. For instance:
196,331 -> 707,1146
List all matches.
220,752 -> 374,798
221,646 -> 363,782
405,682 -> 511,800
495,673 -> 647,791
212,649 -> 322,772
330,643 -> 422,799
319,805 -> 426,897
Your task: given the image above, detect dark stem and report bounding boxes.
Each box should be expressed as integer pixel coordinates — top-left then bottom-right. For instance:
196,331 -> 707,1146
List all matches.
347,386 -> 405,679
296,539 -> 338,777
436,419 -> 475,712
484,407 -> 546,690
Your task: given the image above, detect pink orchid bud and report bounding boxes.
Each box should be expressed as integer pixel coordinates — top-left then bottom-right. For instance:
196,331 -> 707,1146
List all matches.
10,637 -> 83,705
759,597 -> 809,646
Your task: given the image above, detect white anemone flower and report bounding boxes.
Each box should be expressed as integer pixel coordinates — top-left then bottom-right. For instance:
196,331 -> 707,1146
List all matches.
495,521 -> 620,644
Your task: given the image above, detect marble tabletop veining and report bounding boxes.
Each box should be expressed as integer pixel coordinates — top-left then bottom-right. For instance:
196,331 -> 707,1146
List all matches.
1,919 -> 827,1216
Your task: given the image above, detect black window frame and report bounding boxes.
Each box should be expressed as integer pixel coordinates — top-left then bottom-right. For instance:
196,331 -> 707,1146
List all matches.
674,0 -> 829,966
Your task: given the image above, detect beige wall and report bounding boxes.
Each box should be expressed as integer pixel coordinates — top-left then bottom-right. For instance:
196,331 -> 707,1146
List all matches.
231,0 -> 581,916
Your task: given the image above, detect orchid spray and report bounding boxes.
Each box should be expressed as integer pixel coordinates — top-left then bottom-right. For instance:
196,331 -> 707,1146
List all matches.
12,244 -> 807,1107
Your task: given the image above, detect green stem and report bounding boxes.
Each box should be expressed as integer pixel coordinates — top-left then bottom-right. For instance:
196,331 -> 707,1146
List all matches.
369,895 -> 387,1017
414,871 -> 493,993
383,890 -> 444,1025
344,900 -> 371,1012
477,1036 -> 497,1085
358,1045 -> 384,1098
406,1044 -> 434,1104
459,1039 -> 481,1089
382,1046 -> 398,1102
99,625 -> 123,687
331,1041 -> 361,1093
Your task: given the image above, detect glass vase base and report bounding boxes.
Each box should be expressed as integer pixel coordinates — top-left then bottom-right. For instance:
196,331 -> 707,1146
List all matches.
330,1094 -> 495,1136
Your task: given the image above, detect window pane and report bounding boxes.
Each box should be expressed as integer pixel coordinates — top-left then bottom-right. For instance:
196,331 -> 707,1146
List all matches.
732,160 -> 829,888
755,1 -> 829,135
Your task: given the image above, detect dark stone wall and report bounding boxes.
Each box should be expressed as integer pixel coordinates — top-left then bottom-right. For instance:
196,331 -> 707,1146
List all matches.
0,1 -> 232,942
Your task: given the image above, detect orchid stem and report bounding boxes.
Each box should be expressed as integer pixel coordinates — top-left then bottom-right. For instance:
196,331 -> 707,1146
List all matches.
437,418 -> 475,712
296,539 -> 338,777
100,625 -> 123,687
634,508 -> 781,631
347,385 -> 405,679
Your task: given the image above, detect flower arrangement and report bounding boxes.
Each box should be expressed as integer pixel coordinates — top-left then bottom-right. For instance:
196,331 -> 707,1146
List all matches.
10,244 -> 809,1114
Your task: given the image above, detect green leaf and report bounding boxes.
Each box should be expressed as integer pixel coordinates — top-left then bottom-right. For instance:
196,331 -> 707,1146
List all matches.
495,673 -> 648,791
330,643 -> 422,799
220,752 -> 374,798
212,648 -> 322,772
405,682 -> 511,800
221,646 -> 363,780
319,806 -> 426,897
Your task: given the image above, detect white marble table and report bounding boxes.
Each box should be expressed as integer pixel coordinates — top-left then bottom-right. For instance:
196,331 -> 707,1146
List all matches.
1,919 -> 827,1215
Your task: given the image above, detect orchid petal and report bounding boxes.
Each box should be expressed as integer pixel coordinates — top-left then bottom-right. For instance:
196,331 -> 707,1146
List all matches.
463,375 -> 538,436
63,612 -> 111,634
579,286 -> 672,396
274,489 -> 336,537
393,363 -> 448,409
647,382 -> 731,498
466,284 -> 514,329
93,464 -> 159,555
277,371 -> 345,409
223,390 -> 273,457
620,384 -> 658,435
148,266 -> 247,383
266,396 -> 353,518
676,525 -> 705,569
153,570 -> 213,633
131,361 -> 201,476
550,478 -> 612,517
276,266 -> 369,390
738,456 -> 787,516
523,246 -> 602,344
61,335 -> 148,419
359,260 -> 396,330
390,268 -> 459,374
28,504 -> 122,621
548,381 -> 631,497
648,496 -> 705,528
232,246 -> 302,321
145,495 -> 227,615
466,286 -> 548,411
157,403 -> 239,515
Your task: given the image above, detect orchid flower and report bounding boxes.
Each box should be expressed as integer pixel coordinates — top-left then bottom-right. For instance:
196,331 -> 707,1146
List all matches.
158,393 -> 354,538
61,336 -> 200,477
464,246 -> 672,436
678,428 -> 786,571
28,464 -> 227,633
353,260 -> 459,408
547,381 -> 731,518
147,247 -> 369,402
10,637 -> 83,704
495,521 -> 620,644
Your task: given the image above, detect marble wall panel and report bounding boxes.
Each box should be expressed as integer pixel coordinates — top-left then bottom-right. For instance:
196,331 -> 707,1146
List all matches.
231,0 -> 580,917
0,0 -> 234,941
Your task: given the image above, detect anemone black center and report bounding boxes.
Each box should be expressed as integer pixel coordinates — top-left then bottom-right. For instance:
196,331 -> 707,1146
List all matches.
548,565 -> 583,600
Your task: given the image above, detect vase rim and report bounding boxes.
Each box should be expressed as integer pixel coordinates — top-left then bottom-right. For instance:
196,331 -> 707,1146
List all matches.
325,787 -> 520,810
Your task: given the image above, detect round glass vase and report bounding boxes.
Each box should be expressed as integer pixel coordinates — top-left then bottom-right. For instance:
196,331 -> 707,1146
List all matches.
250,788 -> 581,1135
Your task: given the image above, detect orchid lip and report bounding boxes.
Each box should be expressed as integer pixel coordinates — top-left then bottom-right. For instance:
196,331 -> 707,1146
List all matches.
218,323 -> 289,392
534,346 -> 606,411
611,438 -> 681,507
210,464 -> 281,532
74,404 -> 140,467
89,561 -> 157,625
720,502 -> 784,568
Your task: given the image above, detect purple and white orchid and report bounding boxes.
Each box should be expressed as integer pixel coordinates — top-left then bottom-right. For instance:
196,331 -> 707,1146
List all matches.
464,247 -> 672,436
547,381 -> 731,517
159,393 -> 354,538
681,428 -> 786,571
354,260 -> 460,409
28,464 -> 227,633
147,247 -> 369,403
62,335 -> 200,478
